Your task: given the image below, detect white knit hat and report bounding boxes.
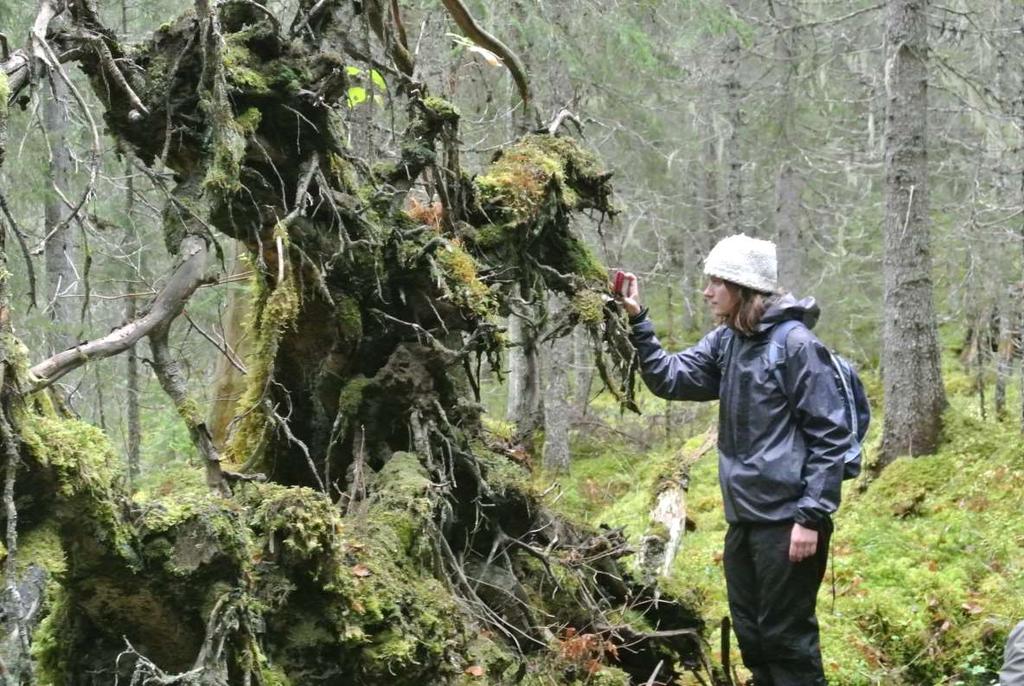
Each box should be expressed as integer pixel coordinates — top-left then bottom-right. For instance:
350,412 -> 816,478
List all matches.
703,234 -> 778,293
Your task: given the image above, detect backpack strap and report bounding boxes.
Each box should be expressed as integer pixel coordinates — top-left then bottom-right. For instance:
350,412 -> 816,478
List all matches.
766,319 -> 805,395
714,326 -> 737,378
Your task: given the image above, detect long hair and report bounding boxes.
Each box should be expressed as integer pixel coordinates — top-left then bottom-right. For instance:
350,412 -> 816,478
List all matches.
719,282 -> 777,336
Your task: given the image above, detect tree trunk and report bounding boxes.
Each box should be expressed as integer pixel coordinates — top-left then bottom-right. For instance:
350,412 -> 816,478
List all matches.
770,2 -> 805,295
775,162 -> 804,295
507,285 -> 542,442
542,295 -> 571,473
207,249 -> 252,450
880,0 -> 946,465
125,292 -> 141,484
639,431 -> 714,581
43,75 -> 76,354
995,1 -> 1022,424
722,30 -> 743,235
573,324 -> 594,417
121,0 -> 140,490
995,294 -> 1014,421
696,133 -> 720,332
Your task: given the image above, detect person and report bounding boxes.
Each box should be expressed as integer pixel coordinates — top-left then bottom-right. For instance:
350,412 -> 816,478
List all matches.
1002,621 -> 1024,685
617,234 -> 853,686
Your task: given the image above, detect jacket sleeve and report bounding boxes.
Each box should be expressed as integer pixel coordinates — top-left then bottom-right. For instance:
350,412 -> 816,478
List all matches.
1000,621 -> 1024,685
781,331 -> 852,530
628,312 -> 723,401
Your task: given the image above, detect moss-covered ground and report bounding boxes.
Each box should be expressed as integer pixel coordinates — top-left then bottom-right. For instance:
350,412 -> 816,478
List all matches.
545,339 -> 1024,685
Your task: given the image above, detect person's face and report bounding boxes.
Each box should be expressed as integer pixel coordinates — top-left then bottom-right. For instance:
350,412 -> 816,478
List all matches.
703,277 -> 739,318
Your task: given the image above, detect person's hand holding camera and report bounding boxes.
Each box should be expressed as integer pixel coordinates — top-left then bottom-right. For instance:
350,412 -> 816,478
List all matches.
611,270 -> 642,318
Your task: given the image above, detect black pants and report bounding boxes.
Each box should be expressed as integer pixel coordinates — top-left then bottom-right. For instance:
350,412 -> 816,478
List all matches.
723,520 -> 832,686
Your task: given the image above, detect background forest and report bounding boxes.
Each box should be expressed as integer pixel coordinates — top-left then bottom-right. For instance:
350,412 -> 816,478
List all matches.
0,0 -> 1022,684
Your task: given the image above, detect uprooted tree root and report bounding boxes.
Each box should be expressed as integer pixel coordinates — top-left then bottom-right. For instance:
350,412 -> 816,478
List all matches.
1,1 -> 718,683
15,407 -> 710,684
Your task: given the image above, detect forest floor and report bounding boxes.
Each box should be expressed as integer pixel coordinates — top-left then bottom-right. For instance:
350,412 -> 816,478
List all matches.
538,335 -> 1024,686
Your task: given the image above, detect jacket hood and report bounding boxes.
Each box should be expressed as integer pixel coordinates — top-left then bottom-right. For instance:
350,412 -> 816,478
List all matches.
755,293 -> 819,333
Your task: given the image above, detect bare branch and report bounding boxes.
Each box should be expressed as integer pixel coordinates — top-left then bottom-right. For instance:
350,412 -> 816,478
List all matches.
440,0 -> 531,109
28,234 -> 213,391
0,191 -> 38,309
148,321 -> 229,495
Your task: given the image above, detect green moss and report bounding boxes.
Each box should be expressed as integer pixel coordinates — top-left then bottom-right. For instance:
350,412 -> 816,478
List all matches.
474,134 -> 604,225
203,113 -> 248,194
266,62 -> 305,93
0,70 -> 9,120
330,374 -> 373,446
175,395 -> 205,429
472,223 -> 511,250
2,332 -> 41,390
398,140 -> 436,169
370,160 -> 399,181
15,521 -> 67,576
17,413 -> 138,566
224,271 -> 300,466
247,482 -> 342,569
337,295 -> 363,344
473,443 -> 531,497
133,458 -> 207,502
223,42 -> 271,94
571,289 -> 606,325
225,454 -> 468,682
254,654 -> 292,686
437,241 -> 493,317
562,239 -> 607,282
235,106 -> 262,134
31,585 -> 72,685
239,650 -> 293,686
133,487 -> 252,576
364,452 -> 433,553
329,152 -> 358,191
422,95 -> 460,120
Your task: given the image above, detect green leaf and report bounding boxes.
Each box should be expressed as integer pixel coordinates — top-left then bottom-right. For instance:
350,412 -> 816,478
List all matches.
347,86 -> 368,107
345,65 -> 363,77
370,69 -> 387,92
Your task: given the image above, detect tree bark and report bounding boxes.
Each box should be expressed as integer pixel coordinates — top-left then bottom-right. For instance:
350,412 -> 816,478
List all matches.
573,324 -> 593,417
207,250 -> 252,450
770,2 -> 805,295
775,162 -> 805,294
995,293 -> 1015,421
507,285 -> 542,441
880,0 -> 946,465
124,167 -> 141,486
722,29 -> 743,235
43,74 -> 76,354
542,295 -> 571,473
994,0 -> 1021,424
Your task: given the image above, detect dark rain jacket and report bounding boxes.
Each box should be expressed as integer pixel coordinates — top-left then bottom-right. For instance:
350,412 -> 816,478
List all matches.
628,295 -> 852,530
1001,620 -> 1024,685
